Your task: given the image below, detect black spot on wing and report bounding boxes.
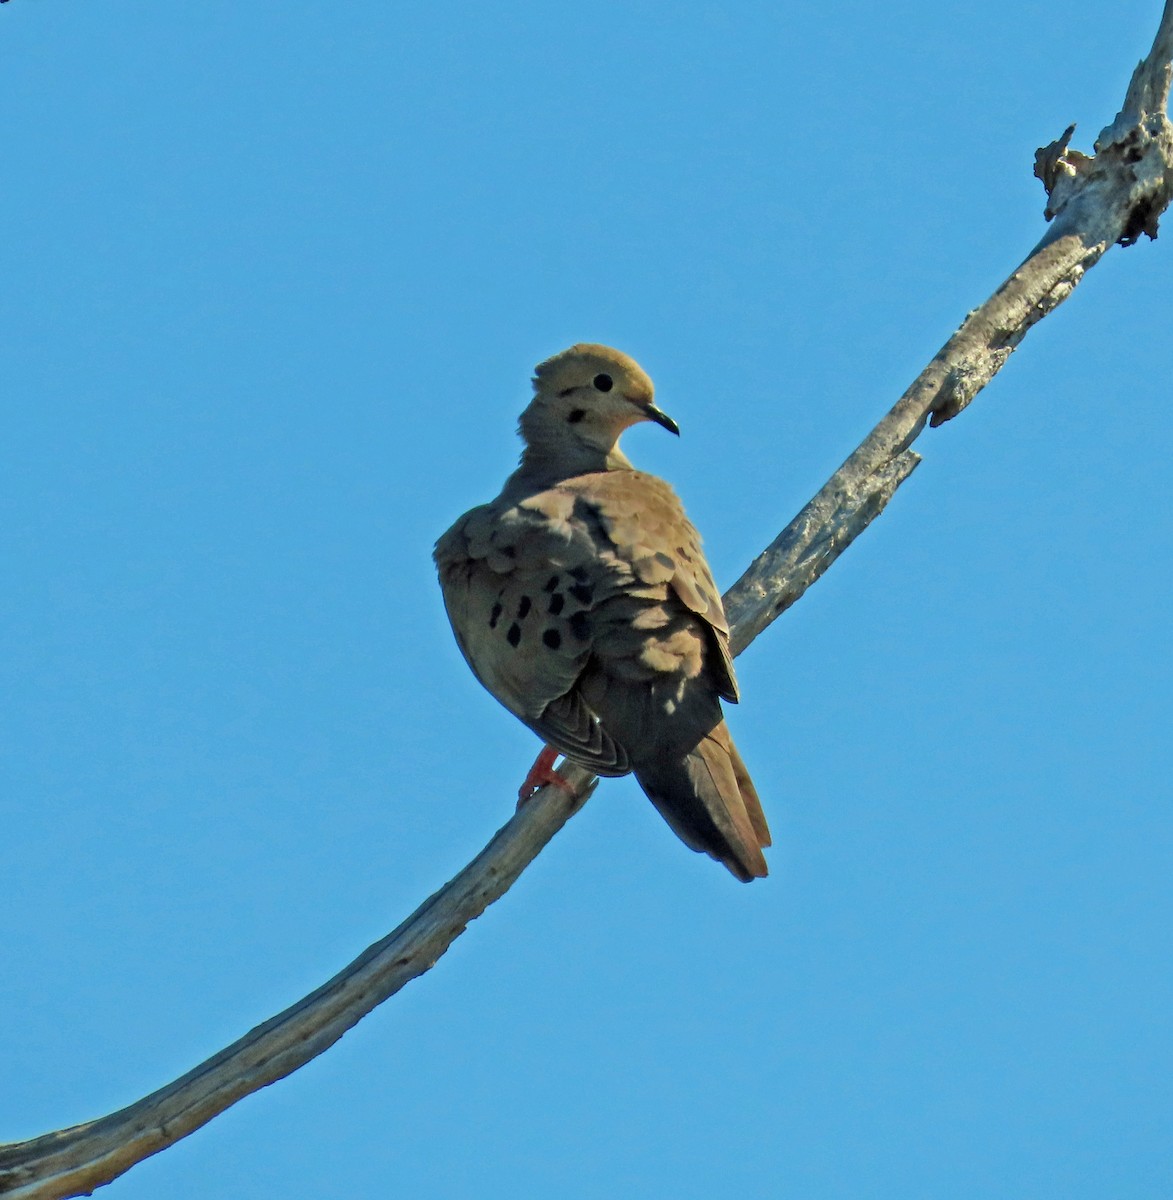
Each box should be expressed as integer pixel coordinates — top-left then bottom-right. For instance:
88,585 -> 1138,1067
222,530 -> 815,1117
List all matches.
548,593 -> 565,615
569,611 -> 590,641
517,596 -> 532,619
544,575 -> 560,592
568,582 -> 593,605
489,602 -> 502,629
507,623 -> 522,648
542,628 -> 561,650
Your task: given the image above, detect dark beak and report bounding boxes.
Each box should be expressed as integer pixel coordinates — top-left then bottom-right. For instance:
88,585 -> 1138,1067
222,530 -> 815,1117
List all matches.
645,404 -> 680,436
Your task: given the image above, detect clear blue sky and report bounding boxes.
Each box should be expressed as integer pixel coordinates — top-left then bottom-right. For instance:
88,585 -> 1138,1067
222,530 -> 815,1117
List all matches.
4,2 -> 1172,1196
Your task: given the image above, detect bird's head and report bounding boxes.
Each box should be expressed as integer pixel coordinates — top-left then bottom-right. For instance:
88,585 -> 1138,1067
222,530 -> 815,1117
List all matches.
520,344 -> 678,465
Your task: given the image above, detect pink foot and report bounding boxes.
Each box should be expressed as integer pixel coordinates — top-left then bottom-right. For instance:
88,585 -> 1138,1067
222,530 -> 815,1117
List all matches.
517,745 -> 575,807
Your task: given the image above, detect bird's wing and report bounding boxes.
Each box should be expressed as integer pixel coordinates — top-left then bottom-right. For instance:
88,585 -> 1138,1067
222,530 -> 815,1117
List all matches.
565,471 -> 766,879
434,492 -> 632,775
436,470 -> 738,773
577,470 -> 739,702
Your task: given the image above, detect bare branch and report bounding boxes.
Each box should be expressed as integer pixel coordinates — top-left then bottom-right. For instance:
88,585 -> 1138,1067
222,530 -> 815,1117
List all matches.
4,7 -> 1172,1198
0,765 -> 600,1200
726,2 -> 1173,651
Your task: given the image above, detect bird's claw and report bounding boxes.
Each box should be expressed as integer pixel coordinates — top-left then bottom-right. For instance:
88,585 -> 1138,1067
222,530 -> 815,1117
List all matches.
517,745 -> 575,808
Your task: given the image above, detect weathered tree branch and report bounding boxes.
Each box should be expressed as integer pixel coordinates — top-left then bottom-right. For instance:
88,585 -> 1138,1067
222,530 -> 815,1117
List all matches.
726,0 -> 1173,652
3,6 -> 1171,1198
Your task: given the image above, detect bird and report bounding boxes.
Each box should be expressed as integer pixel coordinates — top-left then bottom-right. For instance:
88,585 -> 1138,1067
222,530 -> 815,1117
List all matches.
434,344 -> 770,881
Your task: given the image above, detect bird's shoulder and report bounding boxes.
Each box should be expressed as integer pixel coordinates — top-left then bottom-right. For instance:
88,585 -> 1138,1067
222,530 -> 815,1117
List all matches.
570,470 -> 729,635
440,469 -> 730,629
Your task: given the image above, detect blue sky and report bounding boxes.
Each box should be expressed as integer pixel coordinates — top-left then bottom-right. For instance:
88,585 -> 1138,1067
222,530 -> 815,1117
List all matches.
3,2 -> 1172,1196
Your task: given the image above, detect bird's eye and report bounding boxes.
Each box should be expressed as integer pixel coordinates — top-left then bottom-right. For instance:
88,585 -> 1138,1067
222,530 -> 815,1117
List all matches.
592,373 -> 613,393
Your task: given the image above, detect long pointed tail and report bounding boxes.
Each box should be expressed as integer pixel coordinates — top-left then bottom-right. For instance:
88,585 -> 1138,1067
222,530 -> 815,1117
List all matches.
633,721 -> 771,882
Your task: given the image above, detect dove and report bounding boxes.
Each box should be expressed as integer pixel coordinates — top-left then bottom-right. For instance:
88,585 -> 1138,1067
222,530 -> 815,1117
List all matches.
434,344 -> 770,881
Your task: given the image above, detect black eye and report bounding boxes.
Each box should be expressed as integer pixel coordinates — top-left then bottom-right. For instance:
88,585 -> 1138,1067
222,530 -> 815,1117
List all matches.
592,373 -> 613,392
567,408 -> 586,424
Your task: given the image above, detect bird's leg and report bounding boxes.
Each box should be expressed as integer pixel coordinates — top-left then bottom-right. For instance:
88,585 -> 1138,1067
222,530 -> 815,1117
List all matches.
517,744 -> 575,807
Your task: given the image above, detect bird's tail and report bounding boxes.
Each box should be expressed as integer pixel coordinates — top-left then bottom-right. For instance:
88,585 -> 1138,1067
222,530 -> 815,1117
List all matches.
633,721 -> 771,882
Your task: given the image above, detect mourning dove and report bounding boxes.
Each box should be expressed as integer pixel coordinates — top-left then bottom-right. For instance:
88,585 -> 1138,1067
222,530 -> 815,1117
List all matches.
434,344 -> 770,881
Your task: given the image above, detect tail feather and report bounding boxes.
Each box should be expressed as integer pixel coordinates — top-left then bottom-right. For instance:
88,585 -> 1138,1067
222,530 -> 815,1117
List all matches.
633,721 -> 770,882
725,734 -> 771,849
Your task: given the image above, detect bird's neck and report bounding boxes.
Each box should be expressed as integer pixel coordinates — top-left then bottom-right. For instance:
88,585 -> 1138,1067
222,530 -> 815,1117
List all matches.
513,440 -> 633,489
514,408 -> 633,482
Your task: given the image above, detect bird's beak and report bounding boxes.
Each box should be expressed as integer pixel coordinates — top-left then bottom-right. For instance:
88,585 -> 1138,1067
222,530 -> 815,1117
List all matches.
645,404 -> 680,436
